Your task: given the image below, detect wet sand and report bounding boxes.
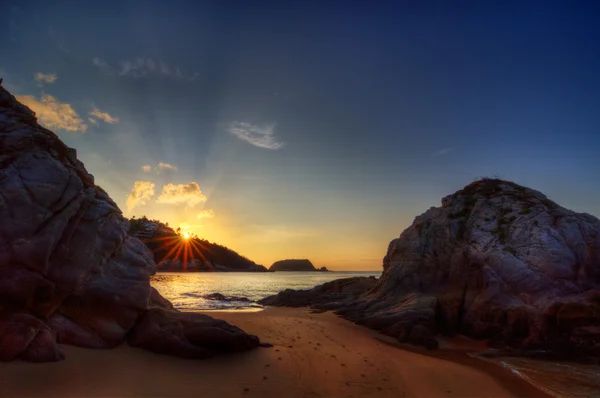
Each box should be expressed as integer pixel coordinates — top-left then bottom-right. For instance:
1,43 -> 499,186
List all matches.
0,307 -> 548,397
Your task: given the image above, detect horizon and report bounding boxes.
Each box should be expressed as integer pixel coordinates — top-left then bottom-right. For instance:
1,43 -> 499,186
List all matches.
2,1 -> 600,270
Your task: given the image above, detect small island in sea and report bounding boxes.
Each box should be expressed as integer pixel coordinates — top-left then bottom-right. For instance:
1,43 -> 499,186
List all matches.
269,259 -> 329,272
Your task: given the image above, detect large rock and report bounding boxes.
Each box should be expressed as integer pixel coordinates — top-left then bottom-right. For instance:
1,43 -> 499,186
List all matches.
0,85 -> 259,361
262,179 -> 600,359
259,277 -> 378,308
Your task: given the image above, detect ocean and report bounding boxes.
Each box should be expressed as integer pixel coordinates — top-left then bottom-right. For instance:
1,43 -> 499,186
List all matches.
473,355 -> 600,398
151,271 -> 381,311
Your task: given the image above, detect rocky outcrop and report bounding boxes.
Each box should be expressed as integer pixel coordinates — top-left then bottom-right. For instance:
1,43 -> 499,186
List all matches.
0,85 -> 259,361
262,179 -> 600,360
319,266 -> 330,272
259,277 -> 378,308
129,308 -> 259,359
269,259 -> 317,271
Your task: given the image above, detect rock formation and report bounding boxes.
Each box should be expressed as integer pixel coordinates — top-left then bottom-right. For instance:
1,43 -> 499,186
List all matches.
269,259 -> 318,271
259,277 -> 378,308
262,179 -> 600,360
0,85 -> 259,361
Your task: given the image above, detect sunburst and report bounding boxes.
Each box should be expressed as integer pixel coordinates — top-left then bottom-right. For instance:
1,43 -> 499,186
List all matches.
149,233 -> 210,271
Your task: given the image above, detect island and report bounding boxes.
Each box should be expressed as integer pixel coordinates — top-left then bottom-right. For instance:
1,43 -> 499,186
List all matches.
269,259 -> 329,272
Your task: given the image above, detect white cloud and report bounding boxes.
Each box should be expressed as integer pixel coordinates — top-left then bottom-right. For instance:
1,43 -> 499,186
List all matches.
433,147 -> 454,156
89,107 -> 119,124
93,57 -> 114,74
88,117 -> 99,125
157,182 -> 206,207
126,181 -> 156,212
34,72 -> 57,85
196,209 -> 215,219
16,94 -> 87,133
93,56 -> 197,81
141,162 -> 178,173
156,162 -> 178,172
228,122 -> 284,149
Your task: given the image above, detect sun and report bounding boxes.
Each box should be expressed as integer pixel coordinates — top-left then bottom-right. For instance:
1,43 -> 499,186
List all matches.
183,232 -> 190,240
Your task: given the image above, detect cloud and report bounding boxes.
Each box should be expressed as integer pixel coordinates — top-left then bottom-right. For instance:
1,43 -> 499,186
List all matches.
16,94 -> 88,133
89,107 -> 119,124
126,181 -> 156,212
93,56 -> 197,81
433,147 -> 454,156
157,182 -> 206,207
34,72 -> 57,85
156,162 -> 178,172
196,209 -> 215,219
141,162 -> 178,173
93,57 -> 113,74
228,122 -> 284,149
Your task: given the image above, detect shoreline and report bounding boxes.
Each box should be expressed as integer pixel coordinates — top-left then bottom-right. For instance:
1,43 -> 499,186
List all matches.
0,307 -> 549,397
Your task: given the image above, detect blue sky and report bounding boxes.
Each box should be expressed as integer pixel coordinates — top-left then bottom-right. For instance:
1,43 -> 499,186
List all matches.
2,0 -> 600,269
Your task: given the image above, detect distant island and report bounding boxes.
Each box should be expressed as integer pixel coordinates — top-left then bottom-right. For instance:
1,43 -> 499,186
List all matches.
130,216 -> 267,272
269,259 -> 329,272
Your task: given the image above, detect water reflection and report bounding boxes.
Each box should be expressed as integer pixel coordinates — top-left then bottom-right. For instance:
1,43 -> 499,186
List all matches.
151,271 -> 381,311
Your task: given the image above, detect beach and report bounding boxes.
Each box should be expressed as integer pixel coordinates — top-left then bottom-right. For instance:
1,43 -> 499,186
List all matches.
0,307 -> 548,398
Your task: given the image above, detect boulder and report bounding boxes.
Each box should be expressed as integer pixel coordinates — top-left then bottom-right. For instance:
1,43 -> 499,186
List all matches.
0,85 -> 259,361
259,276 -> 378,308
261,179 -> 600,360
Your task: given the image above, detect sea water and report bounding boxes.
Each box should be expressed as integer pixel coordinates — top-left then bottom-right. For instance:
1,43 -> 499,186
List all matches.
151,271 -> 381,311
472,355 -> 600,398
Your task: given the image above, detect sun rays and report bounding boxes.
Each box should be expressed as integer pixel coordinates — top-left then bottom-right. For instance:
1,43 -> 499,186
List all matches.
148,233 -> 211,271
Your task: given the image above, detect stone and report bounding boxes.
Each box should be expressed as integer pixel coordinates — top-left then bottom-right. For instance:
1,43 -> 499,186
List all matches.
0,85 -> 259,361
261,179 -> 600,361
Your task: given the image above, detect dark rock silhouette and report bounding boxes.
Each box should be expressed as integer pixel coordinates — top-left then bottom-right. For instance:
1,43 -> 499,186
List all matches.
259,277 -> 378,308
0,85 -> 259,361
269,259 -> 318,271
262,179 -> 600,360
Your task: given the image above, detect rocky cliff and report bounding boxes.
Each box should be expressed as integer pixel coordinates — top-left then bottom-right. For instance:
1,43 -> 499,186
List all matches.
262,179 -> 600,360
269,259 -> 318,271
0,85 -> 259,361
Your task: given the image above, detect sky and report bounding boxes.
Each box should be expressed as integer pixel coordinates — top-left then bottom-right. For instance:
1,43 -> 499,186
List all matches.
2,0 -> 600,270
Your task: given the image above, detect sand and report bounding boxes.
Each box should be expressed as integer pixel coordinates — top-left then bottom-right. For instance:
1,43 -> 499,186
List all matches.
0,307 -> 549,397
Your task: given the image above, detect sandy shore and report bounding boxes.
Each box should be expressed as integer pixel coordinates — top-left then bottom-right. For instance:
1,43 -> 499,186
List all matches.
0,307 -> 548,397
